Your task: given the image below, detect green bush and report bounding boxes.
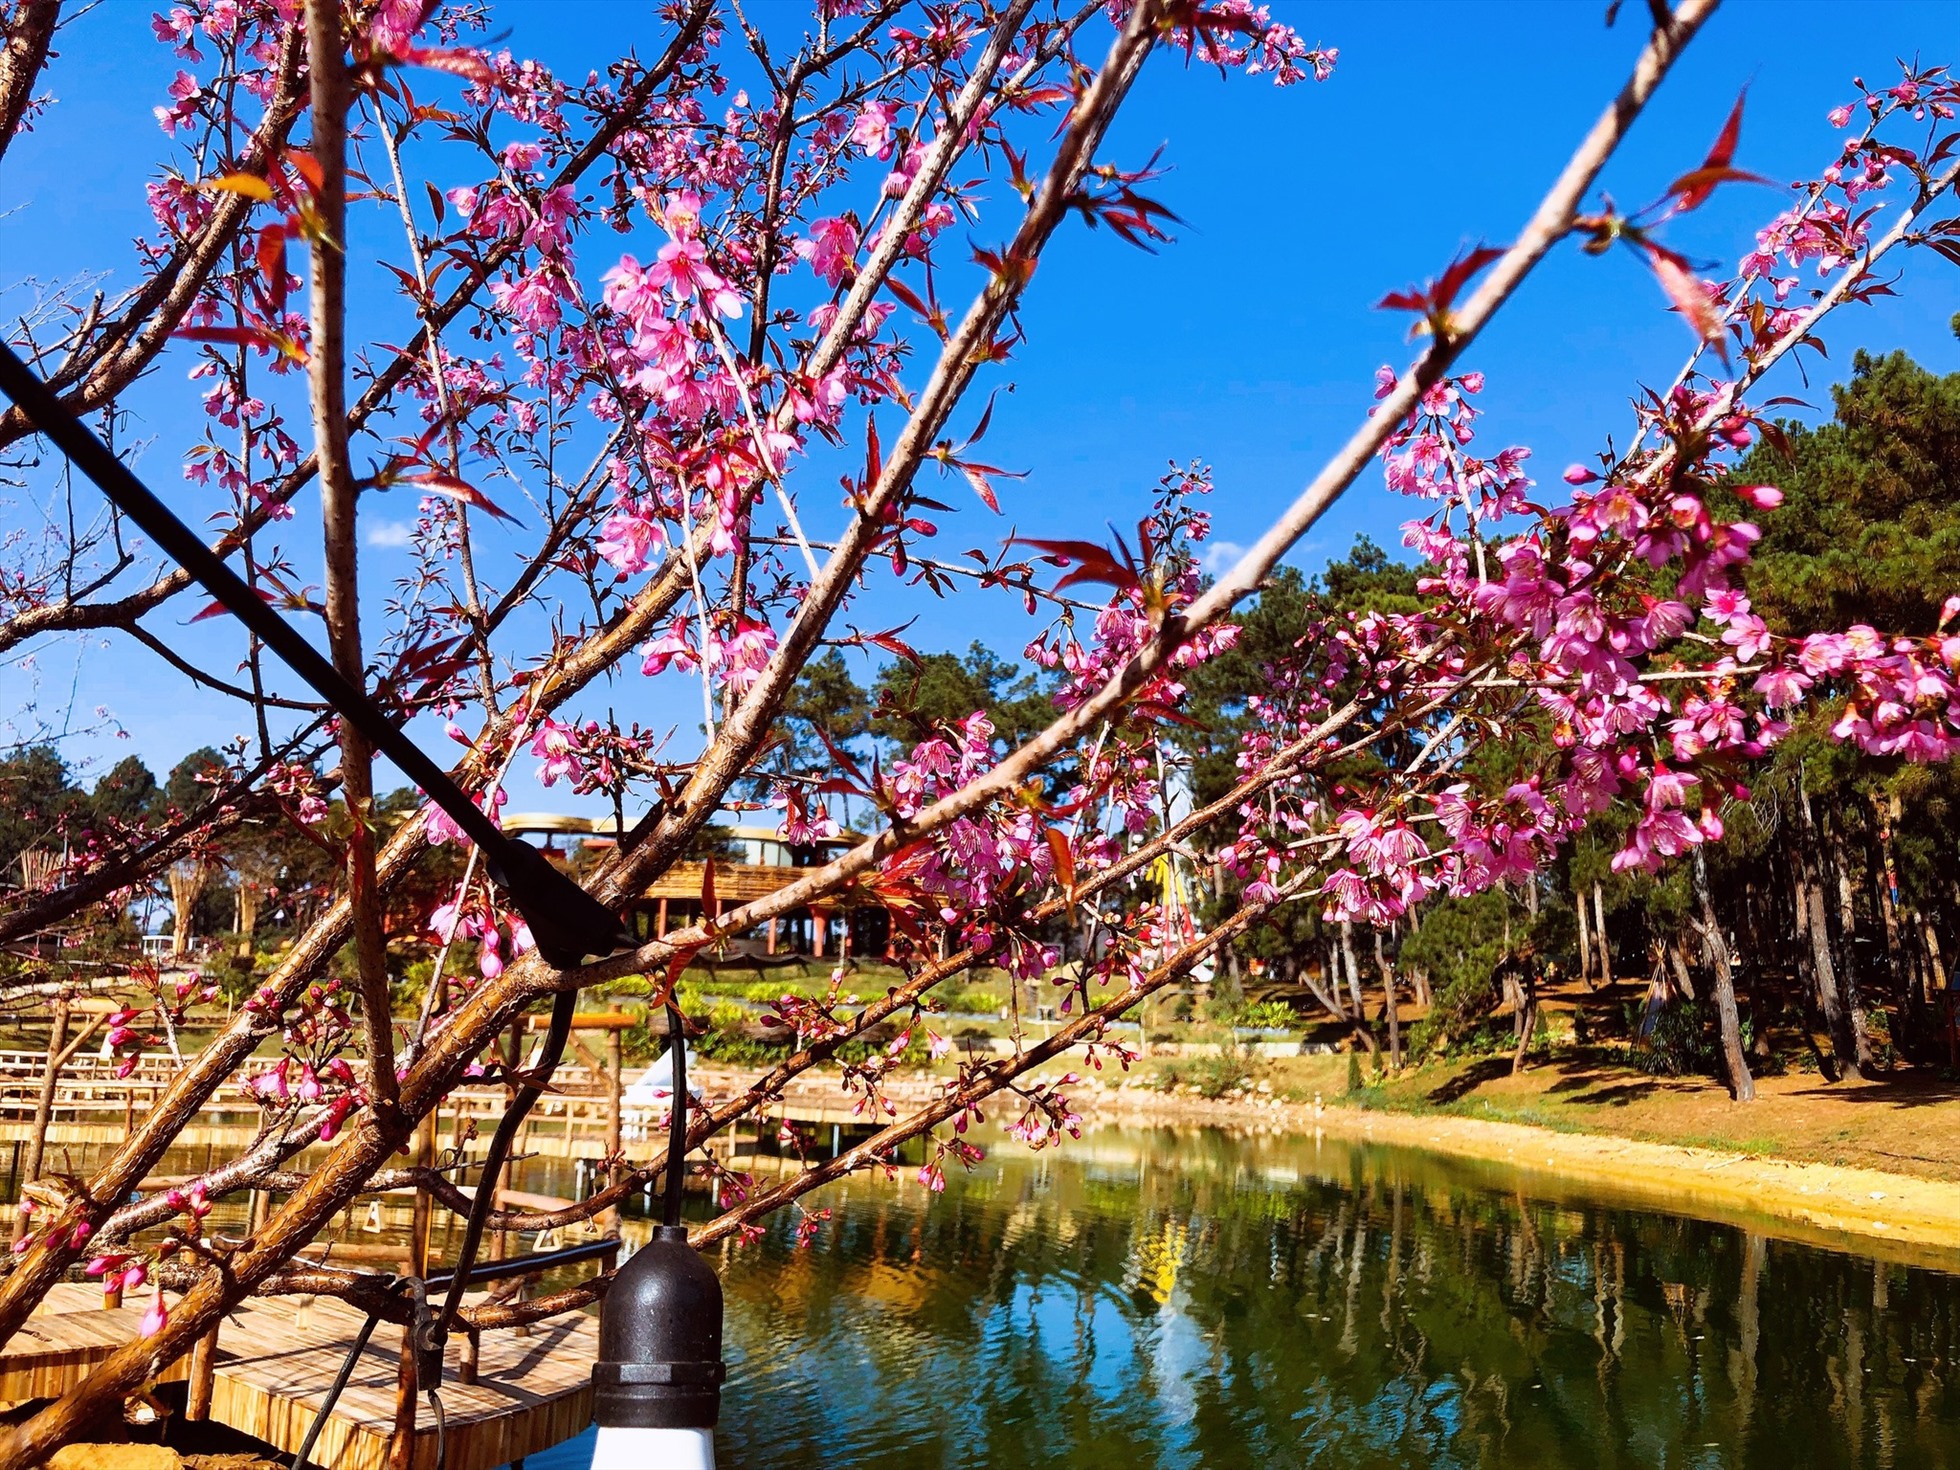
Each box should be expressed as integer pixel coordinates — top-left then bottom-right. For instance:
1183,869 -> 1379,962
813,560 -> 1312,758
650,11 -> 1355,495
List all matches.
1235,999 -> 1298,1030
1621,1000 -> 1760,1078
1160,1053 -> 1254,1099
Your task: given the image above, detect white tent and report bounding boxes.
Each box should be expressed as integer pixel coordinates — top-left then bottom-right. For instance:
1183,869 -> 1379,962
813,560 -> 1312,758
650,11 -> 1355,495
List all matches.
622,1037 -> 704,1106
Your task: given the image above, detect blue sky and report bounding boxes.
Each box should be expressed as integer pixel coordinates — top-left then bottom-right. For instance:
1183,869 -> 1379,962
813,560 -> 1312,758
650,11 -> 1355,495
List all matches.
5,0 -> 1960,812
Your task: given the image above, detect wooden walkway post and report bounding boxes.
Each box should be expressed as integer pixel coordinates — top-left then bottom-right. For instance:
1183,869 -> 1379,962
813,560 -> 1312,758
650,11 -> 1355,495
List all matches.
186,1321 -> 220,1421
602,1028 -> 624,1230
16,999 -> 69,1243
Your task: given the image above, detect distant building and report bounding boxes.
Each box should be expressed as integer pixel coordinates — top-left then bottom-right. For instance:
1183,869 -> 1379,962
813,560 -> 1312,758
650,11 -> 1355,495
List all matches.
499,815 -> 888,959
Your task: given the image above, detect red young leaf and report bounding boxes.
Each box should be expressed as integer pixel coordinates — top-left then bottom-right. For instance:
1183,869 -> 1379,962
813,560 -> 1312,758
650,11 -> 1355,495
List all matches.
654,943 -> 706,1006
963,464 -> 1001,513
1009,536 -> 1139,593
700,857 -> 719,918
1646,245 -> 1727,360
1671,90 -> 1746,212
1431,245 -> 1505,311
865,628 -> 922,665
1377,244 -> 1506,337
255,227 -> 289,314
863,416 -> 882,493
402,471 -> 521,524
189,587 -> 276,623
283,146 -> 325,194
399,47 -> 494,86
1666,164 -> 1773,210
1044,827 -> 1076,901
172,324 -> 305,362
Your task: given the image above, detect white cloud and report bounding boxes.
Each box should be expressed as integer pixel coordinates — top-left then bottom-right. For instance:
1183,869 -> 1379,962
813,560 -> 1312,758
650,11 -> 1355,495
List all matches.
1200,540 -> 1246,576
364,520 -> 414,550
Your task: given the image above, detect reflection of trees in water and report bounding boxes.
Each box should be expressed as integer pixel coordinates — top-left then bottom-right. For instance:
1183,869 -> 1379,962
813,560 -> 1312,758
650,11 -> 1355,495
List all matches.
709,1127 -> 1960,1469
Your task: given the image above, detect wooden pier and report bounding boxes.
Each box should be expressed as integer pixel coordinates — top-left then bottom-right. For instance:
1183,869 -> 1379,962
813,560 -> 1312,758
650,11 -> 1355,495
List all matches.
6,1283 -> 597,1470
0,1049 -> 947,1468
0,1051 -> 940,1166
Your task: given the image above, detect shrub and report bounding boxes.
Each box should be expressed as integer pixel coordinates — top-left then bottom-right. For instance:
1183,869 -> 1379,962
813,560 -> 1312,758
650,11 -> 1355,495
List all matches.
1161,1053 -> 1254,1099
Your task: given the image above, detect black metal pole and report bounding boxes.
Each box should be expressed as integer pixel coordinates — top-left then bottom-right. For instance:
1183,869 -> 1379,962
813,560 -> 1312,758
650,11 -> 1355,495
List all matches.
0,343 -> 629,967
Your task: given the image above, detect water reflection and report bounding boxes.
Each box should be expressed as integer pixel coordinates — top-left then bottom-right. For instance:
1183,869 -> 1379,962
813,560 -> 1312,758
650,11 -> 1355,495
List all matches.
526,1124 -> 1960,1467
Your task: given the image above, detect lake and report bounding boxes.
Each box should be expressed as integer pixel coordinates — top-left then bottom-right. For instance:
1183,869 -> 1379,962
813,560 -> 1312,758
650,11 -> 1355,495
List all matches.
523,1122 -> 1960,1469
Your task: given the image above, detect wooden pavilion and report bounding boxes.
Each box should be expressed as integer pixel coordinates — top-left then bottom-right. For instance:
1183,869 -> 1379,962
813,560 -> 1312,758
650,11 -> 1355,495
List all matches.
500,816 -> 890,960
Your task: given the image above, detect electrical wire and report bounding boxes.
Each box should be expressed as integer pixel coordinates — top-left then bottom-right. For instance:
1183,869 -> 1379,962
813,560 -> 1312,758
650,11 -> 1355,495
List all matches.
292,1306 -> 385,1470
426,1387 -> 448,1470
291,1002 -> 678,1469
432,990 -> 578,1352
664,1001 -> 687,1228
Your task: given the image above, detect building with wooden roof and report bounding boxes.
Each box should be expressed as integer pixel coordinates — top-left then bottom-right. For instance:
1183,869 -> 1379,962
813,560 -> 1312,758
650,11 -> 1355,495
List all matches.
499,816 -> 888,959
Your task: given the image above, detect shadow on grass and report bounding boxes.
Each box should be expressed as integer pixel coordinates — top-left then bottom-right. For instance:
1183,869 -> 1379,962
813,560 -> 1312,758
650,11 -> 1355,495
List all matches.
1784,1072 -> 1960,1109
1426,1058 -> 1513,1105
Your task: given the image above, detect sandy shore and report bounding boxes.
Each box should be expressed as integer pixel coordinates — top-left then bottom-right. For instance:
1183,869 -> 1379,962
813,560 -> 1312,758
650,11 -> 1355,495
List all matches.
1085,1083 -> 1960,1266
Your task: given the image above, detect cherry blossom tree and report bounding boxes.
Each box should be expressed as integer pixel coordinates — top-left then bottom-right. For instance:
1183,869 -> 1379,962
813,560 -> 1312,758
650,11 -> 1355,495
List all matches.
1,0 -> 1958,1458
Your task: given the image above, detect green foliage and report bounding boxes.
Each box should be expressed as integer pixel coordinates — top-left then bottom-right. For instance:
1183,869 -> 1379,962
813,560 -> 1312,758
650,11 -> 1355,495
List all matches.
870,641 -> 1055,749
1732,349 -> 1960,638
0,746 -> 89,879
90,756 -> 160,826
1207,998 -> 1297,1030
1158,1052 -> 1254,1099
203,951 -> 259,1006
1235,999 -> 1300,1030
1402,890 -> 1510,1059
1180,538 -> 1422,813
164,746 -> 230,815
1620,1000 -> 1763,1079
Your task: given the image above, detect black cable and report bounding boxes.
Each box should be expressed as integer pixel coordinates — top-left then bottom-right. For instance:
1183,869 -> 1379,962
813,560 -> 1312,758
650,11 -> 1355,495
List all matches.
292,1303 -> 386,1470
429,991 -> 577,1357
426,1387 -> 448,1470
0,342 -> 630,968
664,1002 -> 687,1228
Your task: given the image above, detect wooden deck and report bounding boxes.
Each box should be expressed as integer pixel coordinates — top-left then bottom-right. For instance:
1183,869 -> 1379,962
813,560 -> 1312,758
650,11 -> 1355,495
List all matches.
7,1283 -> 598,1470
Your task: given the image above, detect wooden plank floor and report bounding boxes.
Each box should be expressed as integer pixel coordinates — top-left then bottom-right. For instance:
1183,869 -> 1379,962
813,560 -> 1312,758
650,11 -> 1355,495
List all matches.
9,1283 -> 598,1470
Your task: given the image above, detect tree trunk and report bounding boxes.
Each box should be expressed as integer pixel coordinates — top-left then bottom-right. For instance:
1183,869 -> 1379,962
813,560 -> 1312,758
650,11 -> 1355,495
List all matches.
1694,850 -> 1755,1102
1592,883 -> 1611,985
1510,960 -> 1538,1076
1319,939 -> 1348,1020
1666,940 -> 1697,1001
1921,914 -> 1949,993
1577,889 -> 1595,987
1873,799 -> 1912,1001
1300,969 -> 1349,1024
1797,784 -> 1860,1080
1826,817 -> 1876,1071
234,881 -> 261,961
167,859 -> 209,962
1374,928 -> 1401,1071
1339,921 -> 1366,1020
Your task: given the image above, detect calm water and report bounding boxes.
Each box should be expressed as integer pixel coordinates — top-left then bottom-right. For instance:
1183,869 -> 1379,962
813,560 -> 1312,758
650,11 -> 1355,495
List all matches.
517,1124 -> 1960,1470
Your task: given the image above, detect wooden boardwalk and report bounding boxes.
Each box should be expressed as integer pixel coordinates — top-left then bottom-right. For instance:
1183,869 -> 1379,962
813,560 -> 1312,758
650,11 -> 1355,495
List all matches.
0,1053 -> 941,1160
7,1283 -> 598,1470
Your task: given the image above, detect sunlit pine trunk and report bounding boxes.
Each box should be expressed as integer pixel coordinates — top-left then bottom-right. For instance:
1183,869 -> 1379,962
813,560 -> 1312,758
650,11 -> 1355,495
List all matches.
1796,783 -> 1860,1080
1373,928 -> 1400,1071
1694,850 -> 1755,1102
1576,891 -> 1594,987
1826,816 -> 1876,1072
1592,883 -> 1612,986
